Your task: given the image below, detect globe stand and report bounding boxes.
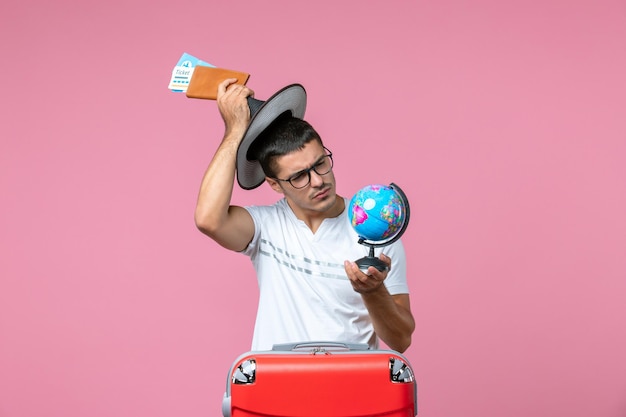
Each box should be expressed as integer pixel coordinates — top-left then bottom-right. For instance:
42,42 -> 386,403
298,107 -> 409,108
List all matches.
356,242 -> 390,273
353,183 -> 411,274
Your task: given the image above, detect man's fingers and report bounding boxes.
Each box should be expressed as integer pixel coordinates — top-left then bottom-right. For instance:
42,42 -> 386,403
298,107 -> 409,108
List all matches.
380,253 -> 392,271
217,78 -> 238,96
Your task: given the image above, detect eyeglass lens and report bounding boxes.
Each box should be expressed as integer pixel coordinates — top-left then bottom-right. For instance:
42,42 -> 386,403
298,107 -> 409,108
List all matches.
289,154 -> 333,188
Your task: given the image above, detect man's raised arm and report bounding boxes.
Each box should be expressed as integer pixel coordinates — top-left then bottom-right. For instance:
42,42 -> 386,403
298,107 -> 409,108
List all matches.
194,79 -> 256,252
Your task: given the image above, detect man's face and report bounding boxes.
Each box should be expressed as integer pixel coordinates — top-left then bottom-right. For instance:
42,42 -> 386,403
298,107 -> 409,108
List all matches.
267,140 -> 338,215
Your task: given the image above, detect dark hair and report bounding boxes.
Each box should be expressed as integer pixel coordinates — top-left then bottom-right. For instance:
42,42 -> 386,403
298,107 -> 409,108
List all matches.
247,113 -> 323,177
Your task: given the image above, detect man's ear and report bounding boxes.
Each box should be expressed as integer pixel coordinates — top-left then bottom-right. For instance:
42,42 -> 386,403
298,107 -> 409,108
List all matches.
265,177 -> 284,194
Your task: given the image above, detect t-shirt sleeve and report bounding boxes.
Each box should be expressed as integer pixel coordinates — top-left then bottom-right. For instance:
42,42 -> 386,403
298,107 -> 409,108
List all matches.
240,205 -> 263,256
381,239 -> 410,295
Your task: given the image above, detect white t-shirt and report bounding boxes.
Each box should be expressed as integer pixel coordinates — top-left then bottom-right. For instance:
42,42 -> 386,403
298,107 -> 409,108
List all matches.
242,198 -> 409,351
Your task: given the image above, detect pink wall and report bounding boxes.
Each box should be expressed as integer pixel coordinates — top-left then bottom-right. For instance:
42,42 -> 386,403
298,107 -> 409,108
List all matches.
1,1 -> 625,416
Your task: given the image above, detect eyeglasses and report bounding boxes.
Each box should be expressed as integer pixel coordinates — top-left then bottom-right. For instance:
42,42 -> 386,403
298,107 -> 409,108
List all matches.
273,148 -> 334,189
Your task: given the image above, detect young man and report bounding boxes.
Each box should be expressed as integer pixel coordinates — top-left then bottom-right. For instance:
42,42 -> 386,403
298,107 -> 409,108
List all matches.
195,79 -> 415,353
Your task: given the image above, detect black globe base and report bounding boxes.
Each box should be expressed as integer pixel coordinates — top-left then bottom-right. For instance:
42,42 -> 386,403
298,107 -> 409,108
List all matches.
355,256 -> 389,274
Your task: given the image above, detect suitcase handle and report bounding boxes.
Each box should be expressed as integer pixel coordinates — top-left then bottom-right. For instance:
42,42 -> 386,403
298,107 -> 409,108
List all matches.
271,341 -> 371,352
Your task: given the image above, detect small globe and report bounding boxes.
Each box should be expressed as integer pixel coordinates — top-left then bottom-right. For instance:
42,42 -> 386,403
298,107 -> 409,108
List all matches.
348,184 -> 408,243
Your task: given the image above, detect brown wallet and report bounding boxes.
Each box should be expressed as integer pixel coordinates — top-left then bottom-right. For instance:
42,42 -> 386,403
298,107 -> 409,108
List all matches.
185,65 -> 250,100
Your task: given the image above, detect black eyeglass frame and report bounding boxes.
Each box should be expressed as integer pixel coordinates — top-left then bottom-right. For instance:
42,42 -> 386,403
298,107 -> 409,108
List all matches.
272,147 -> 334,189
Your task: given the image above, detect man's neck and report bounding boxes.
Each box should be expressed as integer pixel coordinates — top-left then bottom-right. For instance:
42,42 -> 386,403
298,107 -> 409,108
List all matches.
287,195 -> 345,233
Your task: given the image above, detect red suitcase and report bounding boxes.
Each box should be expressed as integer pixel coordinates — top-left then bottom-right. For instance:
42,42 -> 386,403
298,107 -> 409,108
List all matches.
222,342 -> 417,417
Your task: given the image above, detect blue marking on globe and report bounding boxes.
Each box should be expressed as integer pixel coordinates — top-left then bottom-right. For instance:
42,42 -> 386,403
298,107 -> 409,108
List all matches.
348,184 -> 407,242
